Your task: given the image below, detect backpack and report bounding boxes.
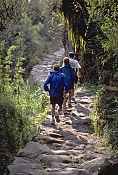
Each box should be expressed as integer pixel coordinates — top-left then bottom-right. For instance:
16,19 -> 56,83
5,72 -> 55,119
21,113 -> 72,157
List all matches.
61,65 -> 75,87
49,72 -> 64,96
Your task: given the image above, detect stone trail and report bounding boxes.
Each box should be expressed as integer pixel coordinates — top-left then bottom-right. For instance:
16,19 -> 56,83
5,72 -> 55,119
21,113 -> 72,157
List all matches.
8,49 -> 111,175
29,48 -> 64,85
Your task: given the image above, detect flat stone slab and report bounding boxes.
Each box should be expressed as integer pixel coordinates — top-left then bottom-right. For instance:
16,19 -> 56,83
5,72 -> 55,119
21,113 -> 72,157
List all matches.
48,133 -> 64,138
39,154 -> 73,165
47,168 -> 89,175
8,163 -> 43,175
18,142 -> 52,159
38,135 -> 64,144
79,157 -> 108,174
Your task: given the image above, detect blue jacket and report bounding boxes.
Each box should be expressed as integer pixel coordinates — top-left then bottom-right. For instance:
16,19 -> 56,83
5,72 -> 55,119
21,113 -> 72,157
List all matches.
60,64 -> 75,90
44,70 -> 66,97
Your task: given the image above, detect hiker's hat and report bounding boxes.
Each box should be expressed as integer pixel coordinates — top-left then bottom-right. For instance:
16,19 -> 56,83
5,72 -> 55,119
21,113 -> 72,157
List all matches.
69,52 -> 75,58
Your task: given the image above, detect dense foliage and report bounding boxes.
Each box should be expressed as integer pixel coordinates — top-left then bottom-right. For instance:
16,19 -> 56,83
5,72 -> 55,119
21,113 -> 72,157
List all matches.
61,0 -> 118,148
0,1 -> 58,173
0,0 -> 27,31
88,0 -> 118,82
91,88 -> 118,148
0,38 -> 48,175
0,0 -> 63,80
88,0 -> 118,148
61,0 -> 88,42
61,0 -> 118,83
0,1 -> 118,174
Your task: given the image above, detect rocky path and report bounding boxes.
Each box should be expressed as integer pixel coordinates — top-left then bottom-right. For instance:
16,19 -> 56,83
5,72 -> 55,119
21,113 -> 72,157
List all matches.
8,49 -> 111,175
29,48 -> 64,85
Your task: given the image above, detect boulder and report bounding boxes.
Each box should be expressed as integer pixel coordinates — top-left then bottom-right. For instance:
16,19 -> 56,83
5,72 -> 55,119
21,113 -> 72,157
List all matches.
80,157 -> 108,174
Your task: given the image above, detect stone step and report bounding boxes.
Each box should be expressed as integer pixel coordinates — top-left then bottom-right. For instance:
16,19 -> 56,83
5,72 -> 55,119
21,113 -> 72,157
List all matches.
8,164 -> 89,175
46,168 -> 89,175
9,47 -> 111,175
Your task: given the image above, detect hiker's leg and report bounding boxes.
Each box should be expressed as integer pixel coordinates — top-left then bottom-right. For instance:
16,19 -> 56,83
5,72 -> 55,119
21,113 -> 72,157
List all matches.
58,104 -> 62,113
58,103 -> 63,116
58,95 -> 64,114
68,83 -> 74,107
71,87 -> 74,97
55,96 -> 63,123
68,89 -> 72,108
63,92 -> 68,112
52,104 -> 55,124
71,85 -> 76,103
52,104 -> 55,116
55,107 -> 60,123
50,96 -> 56,124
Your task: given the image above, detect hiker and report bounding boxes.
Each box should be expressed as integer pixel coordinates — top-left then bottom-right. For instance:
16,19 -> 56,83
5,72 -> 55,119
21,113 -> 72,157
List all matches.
44,64 -> 66,124
68,52 -> 81,102
68,52 -> 81,70
61,57 -> 75,112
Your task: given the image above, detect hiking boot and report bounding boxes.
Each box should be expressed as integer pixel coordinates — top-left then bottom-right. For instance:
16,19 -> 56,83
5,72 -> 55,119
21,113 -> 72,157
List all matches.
51,116 -> 55,125
63,111 -> 70,116
68,103 -> 72,108
63,107 -> 69,115
71,97 -> 76,103
55,115 -> 60,123
58,109 -> 63,115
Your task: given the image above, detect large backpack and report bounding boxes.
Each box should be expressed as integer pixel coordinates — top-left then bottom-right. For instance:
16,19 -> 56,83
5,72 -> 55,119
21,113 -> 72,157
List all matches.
50,72 -> 64,96
61,65 -> 75,88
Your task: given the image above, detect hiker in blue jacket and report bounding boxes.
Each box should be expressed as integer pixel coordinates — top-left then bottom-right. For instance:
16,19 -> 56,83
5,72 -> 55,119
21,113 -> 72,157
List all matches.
60,57 -> 75,112
44,64 -> 66,124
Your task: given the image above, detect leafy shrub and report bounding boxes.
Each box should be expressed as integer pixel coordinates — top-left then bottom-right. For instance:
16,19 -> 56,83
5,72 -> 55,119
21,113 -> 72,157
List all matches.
0,95 -> 23,151
0,41 -> 49,153
0,85 -> 48,152
91,88 -> 118,148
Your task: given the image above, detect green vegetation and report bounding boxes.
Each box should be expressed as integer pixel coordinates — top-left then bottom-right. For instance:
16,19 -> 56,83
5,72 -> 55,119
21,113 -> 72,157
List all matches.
0,89 -> 48,151
91,88 -> 118,149
0,0 -> 62,152
0,1 -> 55,172
0,42 -> 48,152
88,0 -> 118,83
88,0 -> 118,148
61,0 -> 118,148
0,0 -> 63,79
0,2 -> 118,174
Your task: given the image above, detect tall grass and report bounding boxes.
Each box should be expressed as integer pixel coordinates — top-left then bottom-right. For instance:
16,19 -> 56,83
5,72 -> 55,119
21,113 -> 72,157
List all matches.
0,83 -> 48,152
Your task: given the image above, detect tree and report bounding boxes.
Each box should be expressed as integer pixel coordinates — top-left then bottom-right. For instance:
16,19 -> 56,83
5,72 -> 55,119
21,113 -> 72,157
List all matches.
0,0 -> 28,31
61,0 -> 118,147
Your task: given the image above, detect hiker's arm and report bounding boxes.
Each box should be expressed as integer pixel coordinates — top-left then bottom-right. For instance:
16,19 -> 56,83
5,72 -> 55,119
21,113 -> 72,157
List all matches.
76,60 -> 81,69
44,75 -> 51,92
62,74 -> 69,93
78,63 -> 81,69
64,84 -> 69,93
